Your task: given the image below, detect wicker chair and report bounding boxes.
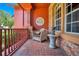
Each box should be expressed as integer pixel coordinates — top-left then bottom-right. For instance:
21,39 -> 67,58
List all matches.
33,28 -> 48,42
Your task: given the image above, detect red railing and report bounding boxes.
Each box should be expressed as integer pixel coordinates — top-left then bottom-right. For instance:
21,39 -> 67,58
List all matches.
0,28 -> 28,56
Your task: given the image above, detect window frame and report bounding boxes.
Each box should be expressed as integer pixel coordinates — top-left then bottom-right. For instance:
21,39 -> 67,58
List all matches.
65,3 -> 79,35
54,4 -> 61,32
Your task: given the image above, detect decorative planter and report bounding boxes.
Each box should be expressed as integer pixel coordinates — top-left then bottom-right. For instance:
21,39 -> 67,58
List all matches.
48,34 -> 56,48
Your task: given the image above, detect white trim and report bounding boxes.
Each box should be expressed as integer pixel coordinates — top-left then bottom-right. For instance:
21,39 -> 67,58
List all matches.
66,12 -> 72,15
71,21 -> 79,23
65,32 -> 79,35
65,3 -> 79,35
66,23 -> 71,24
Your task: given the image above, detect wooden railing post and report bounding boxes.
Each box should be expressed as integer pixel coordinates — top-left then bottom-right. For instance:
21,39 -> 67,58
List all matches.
0,29 -> 2,56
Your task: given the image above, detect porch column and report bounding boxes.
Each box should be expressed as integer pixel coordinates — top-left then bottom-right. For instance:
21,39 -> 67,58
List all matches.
61,4 -> 65,33
49,4 -> 55,28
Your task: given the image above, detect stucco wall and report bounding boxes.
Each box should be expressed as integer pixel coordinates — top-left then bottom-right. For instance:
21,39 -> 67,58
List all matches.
24,10 -> 30,28
14,6 -> 23,28
31,6 -> 49,30
14,5 -> 30,28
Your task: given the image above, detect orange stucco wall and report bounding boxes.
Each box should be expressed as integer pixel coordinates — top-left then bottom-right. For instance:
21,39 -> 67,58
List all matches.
31,4 -> 49,30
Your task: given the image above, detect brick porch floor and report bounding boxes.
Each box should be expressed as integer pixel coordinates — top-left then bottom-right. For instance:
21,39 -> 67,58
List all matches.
13,39 -> 66,56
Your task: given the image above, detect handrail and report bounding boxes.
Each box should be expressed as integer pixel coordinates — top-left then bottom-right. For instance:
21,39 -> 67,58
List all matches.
0,28 -> 28,30
0,28 -> 28,56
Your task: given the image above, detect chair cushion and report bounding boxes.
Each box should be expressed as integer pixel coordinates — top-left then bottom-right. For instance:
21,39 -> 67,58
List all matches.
33,36 -> 41,41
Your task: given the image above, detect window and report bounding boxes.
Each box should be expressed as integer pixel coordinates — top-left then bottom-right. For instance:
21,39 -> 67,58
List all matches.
55,4 -> 61,31
65,3 -> 79,34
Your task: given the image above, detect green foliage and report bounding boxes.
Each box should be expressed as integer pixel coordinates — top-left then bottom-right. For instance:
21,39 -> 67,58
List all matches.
0,10 -> 14,28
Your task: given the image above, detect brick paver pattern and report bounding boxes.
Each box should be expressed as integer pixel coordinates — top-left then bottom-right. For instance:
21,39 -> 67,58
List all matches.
13,39 -> 66,56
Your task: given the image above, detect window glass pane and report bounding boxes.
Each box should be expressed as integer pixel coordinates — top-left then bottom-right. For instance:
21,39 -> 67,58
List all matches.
56,26 -> 58,30
56,8 -> 61,18
66,14 -> 71,23
55,25 -> 61,31
66,5 -> 71,13
59,19 -> 61,25
56,20 -> 58,25
66,24 -> 71,32
56,19 -> 61,25
72,3 -> 79,10
55,4 -> 61,31
57,20 -> 59,25
66,3 -> 71,6
58,26 -> 59,30
59,25 -> 61,30
58,20 -> 59,25
72,22 -> 79,33
72,10 -> 79,22
59,8 -> 61,17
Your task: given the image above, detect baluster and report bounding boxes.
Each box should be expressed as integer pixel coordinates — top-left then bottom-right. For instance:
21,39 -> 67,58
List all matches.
13,29 -> 15,49
4,29 -> 6,56
11,29 -> 13,51
9,29 -> 11,53
0,29 -> 2,56
8,29 -> 10,55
